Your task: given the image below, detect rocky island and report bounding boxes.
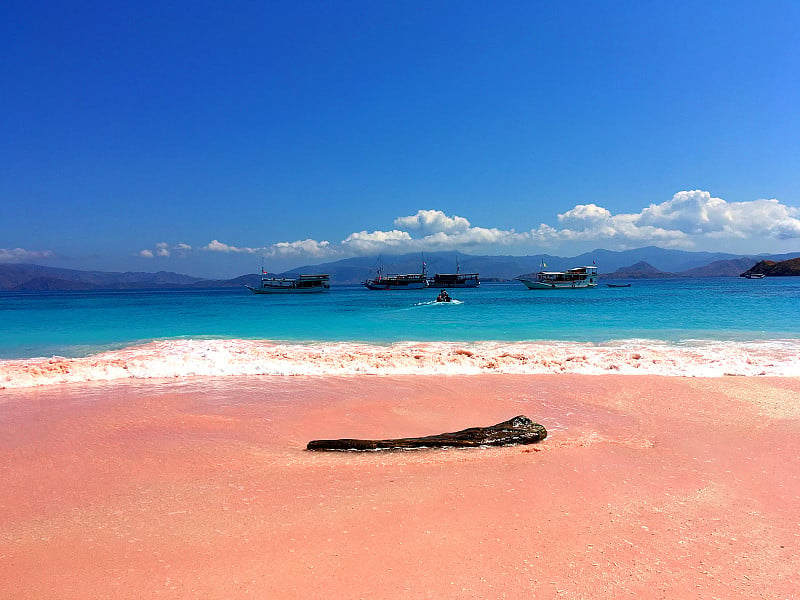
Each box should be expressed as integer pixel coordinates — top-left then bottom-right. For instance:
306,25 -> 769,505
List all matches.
740,257 -> 800,277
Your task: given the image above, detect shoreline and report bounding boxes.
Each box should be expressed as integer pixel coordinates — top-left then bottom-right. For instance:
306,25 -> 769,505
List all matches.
2,373 -> 799,598
3,337 -> 800,389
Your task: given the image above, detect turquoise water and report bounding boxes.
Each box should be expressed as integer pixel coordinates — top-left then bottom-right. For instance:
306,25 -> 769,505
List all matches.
1,278 -> 799,360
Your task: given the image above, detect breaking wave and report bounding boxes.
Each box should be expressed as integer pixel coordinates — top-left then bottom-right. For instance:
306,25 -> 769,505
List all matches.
2,338 -> 800,389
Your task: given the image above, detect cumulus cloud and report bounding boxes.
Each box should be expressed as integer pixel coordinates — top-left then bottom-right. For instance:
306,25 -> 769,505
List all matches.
138,242 -> 193,258
203,239 -> 258,254
342,230 -> 413,253
558,203 -> 612,228
265,239 -> 331,257
552,191 -> 800,248
0,247 -> 54,262
554,202 -> 689,247
140,191 -> 800,265
394,210 -> 471,234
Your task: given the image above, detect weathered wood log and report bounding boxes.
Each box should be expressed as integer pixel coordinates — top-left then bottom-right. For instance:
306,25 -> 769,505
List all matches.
306,415 -> 547,451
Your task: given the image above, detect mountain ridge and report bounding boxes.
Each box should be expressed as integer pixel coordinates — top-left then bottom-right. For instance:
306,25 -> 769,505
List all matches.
1,247 -> 798,290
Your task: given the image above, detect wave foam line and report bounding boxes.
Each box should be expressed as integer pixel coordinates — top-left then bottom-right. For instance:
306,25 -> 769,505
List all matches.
2,339 -> 800,389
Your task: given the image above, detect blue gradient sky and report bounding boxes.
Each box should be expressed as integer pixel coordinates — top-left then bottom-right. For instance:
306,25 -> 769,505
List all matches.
2,1 -> 799,277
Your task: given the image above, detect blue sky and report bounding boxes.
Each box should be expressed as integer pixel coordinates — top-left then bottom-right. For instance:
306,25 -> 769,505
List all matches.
2,0 -> 799,277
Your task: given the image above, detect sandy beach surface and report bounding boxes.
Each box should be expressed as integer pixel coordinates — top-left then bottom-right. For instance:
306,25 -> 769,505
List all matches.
1,374 -> 798,599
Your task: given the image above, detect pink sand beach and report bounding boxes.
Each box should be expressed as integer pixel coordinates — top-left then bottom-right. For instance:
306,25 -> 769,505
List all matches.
2,374 -> 798,599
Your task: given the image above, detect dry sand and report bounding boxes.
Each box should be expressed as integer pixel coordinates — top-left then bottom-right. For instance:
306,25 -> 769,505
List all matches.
1,374 -> 798,599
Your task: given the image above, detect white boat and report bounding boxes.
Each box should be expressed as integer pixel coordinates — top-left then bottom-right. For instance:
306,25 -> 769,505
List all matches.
246,273 -> 330,294
517,266 -> 598,289
744,273 -> 766,279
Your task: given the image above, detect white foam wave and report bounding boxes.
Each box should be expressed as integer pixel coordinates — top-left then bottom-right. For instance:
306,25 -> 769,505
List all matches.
2,338 -> 800,389
0,340 -> 800,388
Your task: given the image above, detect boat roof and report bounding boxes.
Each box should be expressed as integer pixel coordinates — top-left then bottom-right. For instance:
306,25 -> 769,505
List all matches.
540,266 -> 596,272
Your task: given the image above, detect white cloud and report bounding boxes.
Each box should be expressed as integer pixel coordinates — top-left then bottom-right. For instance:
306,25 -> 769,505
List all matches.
0,247 -> 54,262
555,191 -> 800,248
138,242 -> 193,258
265,239 -> 331,257
203,239 -> 258,254
139,191 -> 800,266
342,230 -> 413,253
558,203 -> 613,228
554,204 -> 690,247
394,210 -> 471,234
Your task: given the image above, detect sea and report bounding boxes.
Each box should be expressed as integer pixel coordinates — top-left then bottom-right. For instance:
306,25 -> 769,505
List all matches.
2,278 -> 800,388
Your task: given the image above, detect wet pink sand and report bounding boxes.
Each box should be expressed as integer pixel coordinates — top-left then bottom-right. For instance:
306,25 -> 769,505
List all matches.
1,374 -> 799,599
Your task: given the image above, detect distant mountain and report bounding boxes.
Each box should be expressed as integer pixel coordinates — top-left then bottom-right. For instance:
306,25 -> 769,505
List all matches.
286,252 -> 539,285
186,274 -> 262,289
2,247 -> 798,291
740,257 -> 800,277
602,261 -> 675,279
679,258 -> 758,277
289,247 -> 783,284
0,264 -> 205,291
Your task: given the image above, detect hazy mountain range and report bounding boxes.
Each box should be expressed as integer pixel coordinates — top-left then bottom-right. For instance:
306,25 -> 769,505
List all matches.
1,247 -> 798,291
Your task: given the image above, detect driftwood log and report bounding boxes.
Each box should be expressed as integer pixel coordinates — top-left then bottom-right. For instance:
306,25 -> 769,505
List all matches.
306,415 -> 547,451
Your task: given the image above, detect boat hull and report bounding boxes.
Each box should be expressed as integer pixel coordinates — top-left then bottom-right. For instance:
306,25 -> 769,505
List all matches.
430,274 -> 480,288
518,280 -> 597,289
246,273 -> 330,294
518,265 -> 598,290
246,285 -> 329,294
364,280 -> 428,290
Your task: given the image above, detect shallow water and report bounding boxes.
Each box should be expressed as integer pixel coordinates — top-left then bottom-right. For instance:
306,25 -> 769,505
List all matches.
2,278 -> 800,387
2,278 -> 799,360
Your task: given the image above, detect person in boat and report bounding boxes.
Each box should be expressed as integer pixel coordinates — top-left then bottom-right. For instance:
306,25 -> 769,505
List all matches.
436,289 -> 451,302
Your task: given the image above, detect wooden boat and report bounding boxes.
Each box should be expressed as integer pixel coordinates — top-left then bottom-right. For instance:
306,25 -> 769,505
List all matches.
365,261 -> 428,290
430,272 -> 479,288
429,260 -> 479,288
246,273 -> 330,294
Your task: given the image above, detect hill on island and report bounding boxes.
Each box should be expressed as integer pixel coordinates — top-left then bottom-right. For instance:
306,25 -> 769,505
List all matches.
599,257 -> 762,279
600,261 -> 675,279
740,257 -> 800,277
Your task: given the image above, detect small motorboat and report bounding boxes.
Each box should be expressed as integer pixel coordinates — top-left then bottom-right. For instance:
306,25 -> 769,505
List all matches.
435,290 -> 452,303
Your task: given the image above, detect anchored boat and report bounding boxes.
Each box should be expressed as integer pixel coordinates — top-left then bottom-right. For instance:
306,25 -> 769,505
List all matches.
246,273 -> 330,294
428,259 -> 479,288
364,261 -> 429,290
517,265 -> 598,289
